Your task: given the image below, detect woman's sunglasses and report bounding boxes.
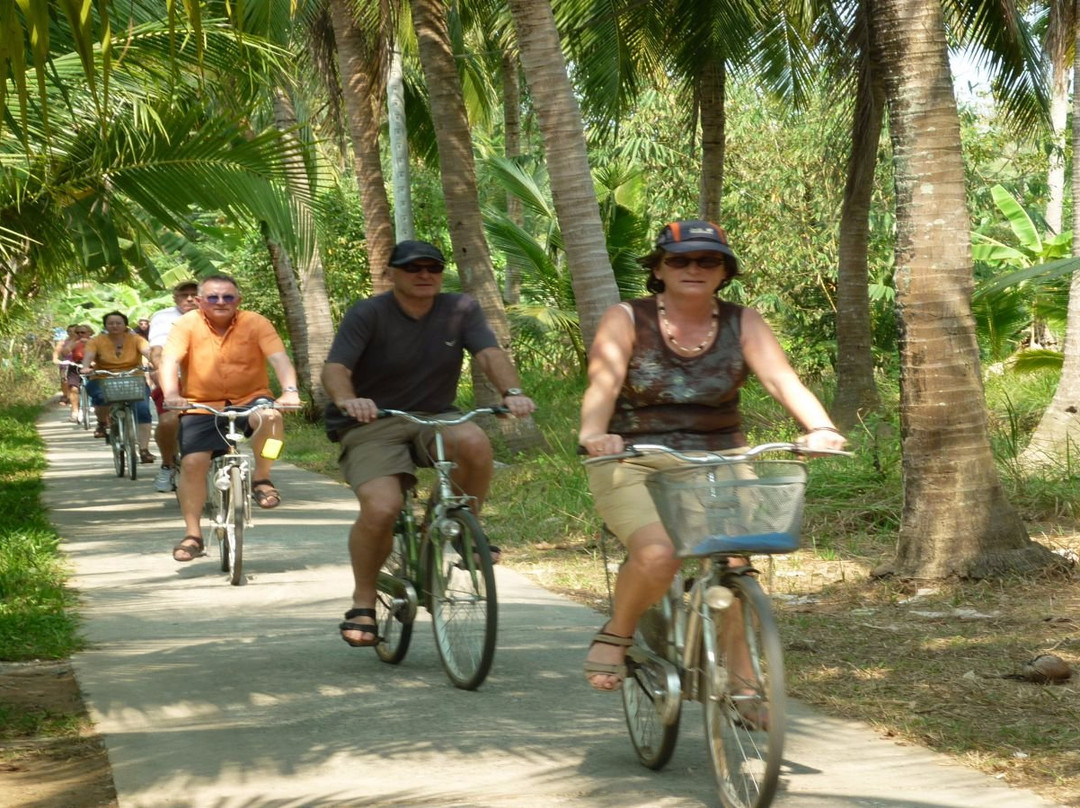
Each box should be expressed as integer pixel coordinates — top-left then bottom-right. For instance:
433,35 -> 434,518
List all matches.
663,255 -> 725,269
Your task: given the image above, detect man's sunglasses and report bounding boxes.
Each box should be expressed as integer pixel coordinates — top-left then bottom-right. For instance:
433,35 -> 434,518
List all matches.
663,255 -> 725,269
203,294 -> 238,304
396,263 -> 445,274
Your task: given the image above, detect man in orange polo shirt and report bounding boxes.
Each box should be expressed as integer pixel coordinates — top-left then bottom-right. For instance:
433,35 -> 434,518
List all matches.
159,274 -> 301,563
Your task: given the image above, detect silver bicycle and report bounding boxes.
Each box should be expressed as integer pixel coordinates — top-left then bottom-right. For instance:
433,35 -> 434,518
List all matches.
172,401 -> 283,586
584,442 -> 848,808
89,369 -> 148,480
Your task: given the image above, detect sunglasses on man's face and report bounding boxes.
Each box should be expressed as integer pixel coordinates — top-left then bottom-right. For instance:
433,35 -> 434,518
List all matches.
396,262 -> 445,274
203,294 -> 238,304
663,255 -> 725,269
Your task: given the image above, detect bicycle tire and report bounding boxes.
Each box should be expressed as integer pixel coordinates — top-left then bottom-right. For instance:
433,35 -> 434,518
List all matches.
79,386 -> 90,430
622,652 -> 681,769
124,408 -> 138,480
702,573 -> 785,808
425,508 -> 497,690
375,521 -> 414,664
226,465 -> 245,585
110,410 -> 125,477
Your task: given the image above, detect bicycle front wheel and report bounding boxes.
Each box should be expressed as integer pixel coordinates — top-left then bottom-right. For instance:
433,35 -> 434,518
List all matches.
425,509 -> 497,690
79,386 -> 90,430
110,412 -> 125,477
703,573 -> 785,808
225,465 -> 245,585
375,522 -> 414,664
124,408 -> 138,480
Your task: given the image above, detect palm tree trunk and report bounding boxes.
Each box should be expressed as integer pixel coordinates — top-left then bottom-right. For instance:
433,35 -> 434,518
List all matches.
271,86 -> 335,410
1044,0 -> 1073,235
502,51 -> 524,305
410,0 -> 544,450
1019,11 -> 1080,470
329,0 -> 395,294
387,45 -> 415,242
833,5 -> 884,428
505,0 -> 620,350
876,0 -> 1057,578
698,58 -> 726,222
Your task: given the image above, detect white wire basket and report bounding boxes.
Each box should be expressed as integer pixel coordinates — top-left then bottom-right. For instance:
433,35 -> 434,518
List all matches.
644,459 -> 807,557
100,376 -> 146,403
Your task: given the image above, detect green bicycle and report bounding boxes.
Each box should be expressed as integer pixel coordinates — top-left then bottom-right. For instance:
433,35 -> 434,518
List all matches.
373,407 -> 504,690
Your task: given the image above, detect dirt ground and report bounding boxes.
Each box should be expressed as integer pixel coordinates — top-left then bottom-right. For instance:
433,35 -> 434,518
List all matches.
0,661 -> 116,808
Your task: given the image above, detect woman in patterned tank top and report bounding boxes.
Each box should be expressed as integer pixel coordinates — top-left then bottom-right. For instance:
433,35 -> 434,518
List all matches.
578,220 -> 848,699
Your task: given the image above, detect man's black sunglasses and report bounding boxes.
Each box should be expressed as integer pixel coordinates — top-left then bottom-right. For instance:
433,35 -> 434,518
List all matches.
396,262 -> 445,274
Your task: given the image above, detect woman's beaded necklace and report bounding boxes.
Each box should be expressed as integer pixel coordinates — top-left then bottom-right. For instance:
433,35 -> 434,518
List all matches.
657,296 -> 718,354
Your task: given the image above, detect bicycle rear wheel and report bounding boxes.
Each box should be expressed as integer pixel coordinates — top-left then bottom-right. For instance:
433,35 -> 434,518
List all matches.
425,509 -> 497,690
703,573 -> 785,808
124,408 -> 138,480
110,411 -> 125,477
224,465 -> 245,585
375,519 -> 414,664
622,650 -> 681,769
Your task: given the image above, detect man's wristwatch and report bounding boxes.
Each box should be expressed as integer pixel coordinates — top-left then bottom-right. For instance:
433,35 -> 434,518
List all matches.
282,386 -> 299,393
502,387 -> 524,397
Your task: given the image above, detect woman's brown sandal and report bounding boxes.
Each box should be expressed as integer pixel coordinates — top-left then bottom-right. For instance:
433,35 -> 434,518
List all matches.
172,536 -> 205,562
584,625 -> 633,691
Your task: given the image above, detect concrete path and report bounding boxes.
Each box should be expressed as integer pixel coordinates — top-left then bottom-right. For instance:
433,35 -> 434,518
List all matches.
39,411 -> 1064,808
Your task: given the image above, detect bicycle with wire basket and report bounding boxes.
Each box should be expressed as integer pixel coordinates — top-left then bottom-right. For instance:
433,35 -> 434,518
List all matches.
583,442 -> 848,808
372,407 -> 505,690
88,368 -> 148,480
170,400 -> 287,586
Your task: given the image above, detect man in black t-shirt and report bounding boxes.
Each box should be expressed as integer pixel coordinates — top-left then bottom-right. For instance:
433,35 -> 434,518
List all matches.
321,240 -> 536,647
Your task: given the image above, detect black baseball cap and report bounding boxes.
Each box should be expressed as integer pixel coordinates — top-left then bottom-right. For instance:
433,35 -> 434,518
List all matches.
654,220 -> 739,275
388,240 -> 446,267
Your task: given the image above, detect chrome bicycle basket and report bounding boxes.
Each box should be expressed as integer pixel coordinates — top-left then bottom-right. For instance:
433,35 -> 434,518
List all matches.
645,459 -> 807,557
100,375 -> 146,403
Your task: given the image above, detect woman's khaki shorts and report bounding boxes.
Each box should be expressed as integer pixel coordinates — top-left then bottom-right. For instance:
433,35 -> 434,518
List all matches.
338,412 -> 458,491
586,449 -> 749,545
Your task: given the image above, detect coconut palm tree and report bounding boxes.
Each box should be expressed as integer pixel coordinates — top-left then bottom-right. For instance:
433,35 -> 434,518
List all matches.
875,0 -> 1058,577
327,0 -> 396,294
504,0 -> 621,348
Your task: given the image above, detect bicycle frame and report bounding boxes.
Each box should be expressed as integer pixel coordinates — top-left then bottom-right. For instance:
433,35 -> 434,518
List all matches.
372,407 -> 507,689
169,401 -> 281,585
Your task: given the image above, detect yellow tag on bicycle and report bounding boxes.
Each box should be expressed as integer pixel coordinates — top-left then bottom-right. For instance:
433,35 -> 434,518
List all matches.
261,438 -> 283,460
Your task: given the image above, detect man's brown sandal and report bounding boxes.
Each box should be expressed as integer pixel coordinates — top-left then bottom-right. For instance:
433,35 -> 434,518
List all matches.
172,536 -> 205,562
339,608 -> 380,647
252,479 -> 281,509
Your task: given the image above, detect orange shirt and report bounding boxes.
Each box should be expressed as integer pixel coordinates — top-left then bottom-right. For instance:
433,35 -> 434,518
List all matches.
165,309 -> 286,408
87,333 -> 148,372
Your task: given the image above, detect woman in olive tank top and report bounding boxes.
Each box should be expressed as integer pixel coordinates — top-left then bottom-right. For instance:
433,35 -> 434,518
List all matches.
578,220 -> 847,695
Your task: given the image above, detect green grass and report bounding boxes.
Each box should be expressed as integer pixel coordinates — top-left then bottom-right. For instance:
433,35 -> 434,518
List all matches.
0,367 -> 83,662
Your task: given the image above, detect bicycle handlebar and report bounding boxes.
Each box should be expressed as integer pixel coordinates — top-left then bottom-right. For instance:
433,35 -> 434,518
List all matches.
165,401 -> 299,417
581,441 -> 852,466
81,367 -> 151,377
376,406 -> 510,426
